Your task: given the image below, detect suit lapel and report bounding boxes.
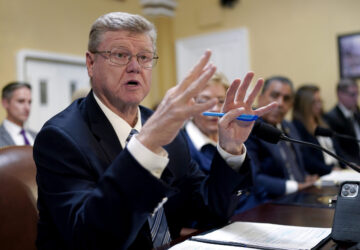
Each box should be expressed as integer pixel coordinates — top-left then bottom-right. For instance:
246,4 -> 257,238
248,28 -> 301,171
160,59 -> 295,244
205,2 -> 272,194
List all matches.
83,92 -> 122,162
0,124 -> 15,145
139,106 -> 152,126
82,92 -> 154,163
335,106 -> 356,134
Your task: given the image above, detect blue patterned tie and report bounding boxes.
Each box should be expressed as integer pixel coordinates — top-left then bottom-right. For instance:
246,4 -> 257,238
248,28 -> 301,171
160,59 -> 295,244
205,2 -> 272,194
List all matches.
125,129 -> 172,247
148,206 -> 171,247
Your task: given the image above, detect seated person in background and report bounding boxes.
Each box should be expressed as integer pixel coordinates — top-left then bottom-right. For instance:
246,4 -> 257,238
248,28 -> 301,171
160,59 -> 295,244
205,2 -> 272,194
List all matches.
33,12 -> 276,250
0,81 -> 36,147
184,72 -> 259,213
245,76 -> 318,201
184,71 -> 229,173
324,78 -> 360,165
292,85 -> 340,175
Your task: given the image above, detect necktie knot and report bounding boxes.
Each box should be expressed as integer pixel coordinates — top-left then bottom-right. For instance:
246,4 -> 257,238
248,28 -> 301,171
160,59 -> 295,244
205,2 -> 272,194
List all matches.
125,129 -> 139,145
20,129 -> 30,145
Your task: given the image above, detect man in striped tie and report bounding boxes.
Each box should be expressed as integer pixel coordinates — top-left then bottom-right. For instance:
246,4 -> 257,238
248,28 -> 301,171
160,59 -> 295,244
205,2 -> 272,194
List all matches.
34,12 -> 276,250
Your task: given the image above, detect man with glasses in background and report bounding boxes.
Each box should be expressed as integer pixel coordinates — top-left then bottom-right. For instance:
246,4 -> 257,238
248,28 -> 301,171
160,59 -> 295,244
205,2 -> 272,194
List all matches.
324,78 -> 360,165
33,12 -> 276,250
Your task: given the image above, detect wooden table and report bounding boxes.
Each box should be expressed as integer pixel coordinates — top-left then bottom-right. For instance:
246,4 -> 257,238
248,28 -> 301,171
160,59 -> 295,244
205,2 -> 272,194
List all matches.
233,186 -> 338,227
169,185 -> 357,249
231,185 -> 357,249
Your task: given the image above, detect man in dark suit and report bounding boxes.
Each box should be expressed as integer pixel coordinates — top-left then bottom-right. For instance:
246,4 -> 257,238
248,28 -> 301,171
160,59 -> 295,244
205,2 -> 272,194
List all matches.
324,78 -> 360,165
245,76 -> 318,200
0,81 -> 36,147
33,12 -> 276,250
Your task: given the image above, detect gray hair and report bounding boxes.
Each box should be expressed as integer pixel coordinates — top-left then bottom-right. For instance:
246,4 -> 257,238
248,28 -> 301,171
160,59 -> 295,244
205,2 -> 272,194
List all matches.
88,12 -> 157,52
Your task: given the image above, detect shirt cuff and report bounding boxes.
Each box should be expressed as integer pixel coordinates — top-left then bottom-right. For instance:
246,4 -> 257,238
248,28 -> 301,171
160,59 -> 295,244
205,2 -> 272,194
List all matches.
216,143 -> 247,171
285,180 -> 298,194
127,135 -> 169,178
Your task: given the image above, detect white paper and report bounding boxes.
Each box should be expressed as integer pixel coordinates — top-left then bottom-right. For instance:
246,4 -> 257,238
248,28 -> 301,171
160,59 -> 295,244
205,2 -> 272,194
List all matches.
188,221 -> 331,250
169,240 -> 256,249
316,168 -> 360,186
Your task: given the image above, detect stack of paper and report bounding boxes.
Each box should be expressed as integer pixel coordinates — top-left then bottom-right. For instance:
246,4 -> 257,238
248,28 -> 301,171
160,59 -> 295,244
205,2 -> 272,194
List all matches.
316,169 -> 360,187
170,221 -> 331,250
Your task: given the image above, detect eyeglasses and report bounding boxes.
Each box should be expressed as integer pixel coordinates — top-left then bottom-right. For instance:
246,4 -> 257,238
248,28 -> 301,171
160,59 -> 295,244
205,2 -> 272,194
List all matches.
195,97 -> 225,107
92,47 -> 159,69
343,91 -> 358,98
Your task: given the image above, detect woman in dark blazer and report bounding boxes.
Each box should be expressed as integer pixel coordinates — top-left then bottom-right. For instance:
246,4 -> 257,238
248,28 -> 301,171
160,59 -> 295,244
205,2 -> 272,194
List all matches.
292,85 -> 339,176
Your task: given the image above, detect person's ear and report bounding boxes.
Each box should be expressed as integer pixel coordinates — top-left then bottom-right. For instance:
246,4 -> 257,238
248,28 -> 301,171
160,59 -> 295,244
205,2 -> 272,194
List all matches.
2,99 -> 9,109
86,52 -> 95,78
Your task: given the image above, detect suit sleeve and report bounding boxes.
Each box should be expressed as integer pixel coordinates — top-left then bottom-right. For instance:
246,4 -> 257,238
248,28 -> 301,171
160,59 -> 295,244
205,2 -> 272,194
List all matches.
245,136 -> 286,197
34,125 -> 171,249
161,130 -> 253,230
35,124 -> 253,249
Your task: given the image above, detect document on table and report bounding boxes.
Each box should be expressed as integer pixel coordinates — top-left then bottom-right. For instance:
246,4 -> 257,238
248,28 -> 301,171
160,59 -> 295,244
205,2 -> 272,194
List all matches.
169,240 -> 255,250
170,221 -> 331,250
316,168 -> 360,187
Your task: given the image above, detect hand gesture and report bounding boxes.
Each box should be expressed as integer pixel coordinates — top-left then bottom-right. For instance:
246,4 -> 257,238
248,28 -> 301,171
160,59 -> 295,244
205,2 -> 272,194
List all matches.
218,72 -> 277,155
138,50 -> 217,153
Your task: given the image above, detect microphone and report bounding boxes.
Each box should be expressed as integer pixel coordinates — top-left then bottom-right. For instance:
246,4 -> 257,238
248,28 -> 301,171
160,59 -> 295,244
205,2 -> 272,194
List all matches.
314,126 -> 360,143
251,121 -> 360,173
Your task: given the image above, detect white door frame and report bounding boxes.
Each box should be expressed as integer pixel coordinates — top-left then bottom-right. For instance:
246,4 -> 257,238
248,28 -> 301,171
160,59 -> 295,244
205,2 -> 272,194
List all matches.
16,49 -> 88,131
17,49 -> 86,81
176,28 -> 250,84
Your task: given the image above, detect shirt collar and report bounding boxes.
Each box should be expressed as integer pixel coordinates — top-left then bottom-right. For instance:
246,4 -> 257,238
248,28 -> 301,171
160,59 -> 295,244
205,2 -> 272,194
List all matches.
3,119 -> 22,135
338,103 -> 353,119
93,92 -> 142,148
185,120 -> 216,151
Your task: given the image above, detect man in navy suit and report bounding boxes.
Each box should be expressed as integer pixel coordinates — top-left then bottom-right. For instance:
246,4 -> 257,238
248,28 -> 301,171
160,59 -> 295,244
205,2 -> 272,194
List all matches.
34,12 -> 276,250
324,78 -> 360,165
245,76 -> 318,200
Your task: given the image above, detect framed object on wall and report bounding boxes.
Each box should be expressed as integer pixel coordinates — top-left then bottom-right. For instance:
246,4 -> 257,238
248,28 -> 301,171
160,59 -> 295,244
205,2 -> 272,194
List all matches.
338,32 -> 360,79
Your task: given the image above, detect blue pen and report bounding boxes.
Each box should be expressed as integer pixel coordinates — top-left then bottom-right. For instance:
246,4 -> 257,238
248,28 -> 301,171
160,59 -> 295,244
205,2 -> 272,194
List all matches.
202,112 -> 258,121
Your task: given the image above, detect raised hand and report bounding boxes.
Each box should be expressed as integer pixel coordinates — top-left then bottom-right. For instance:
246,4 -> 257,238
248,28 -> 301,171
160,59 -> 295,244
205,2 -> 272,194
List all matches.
137,50 -> 217,153
218,72 -> 277,155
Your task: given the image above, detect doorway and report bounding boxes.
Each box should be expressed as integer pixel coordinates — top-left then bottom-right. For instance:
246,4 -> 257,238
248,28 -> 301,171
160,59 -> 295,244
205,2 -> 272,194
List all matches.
175,28 -> 250,84
17,50 -> 90,132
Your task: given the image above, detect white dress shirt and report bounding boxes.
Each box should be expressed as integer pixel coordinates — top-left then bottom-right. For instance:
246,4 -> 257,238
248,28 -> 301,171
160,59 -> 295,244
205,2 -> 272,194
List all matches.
3,119 -> 35,146
185,120 -> 246,171
316,135 -> 338,166
93,93 -> 168,178
185,121 -> 217,150
94,93 -> 247,178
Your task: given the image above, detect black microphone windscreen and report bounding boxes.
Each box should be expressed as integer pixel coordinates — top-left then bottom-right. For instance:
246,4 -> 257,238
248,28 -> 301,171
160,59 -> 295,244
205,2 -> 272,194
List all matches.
252,121 -> 282,144
314,126 -> 333,137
